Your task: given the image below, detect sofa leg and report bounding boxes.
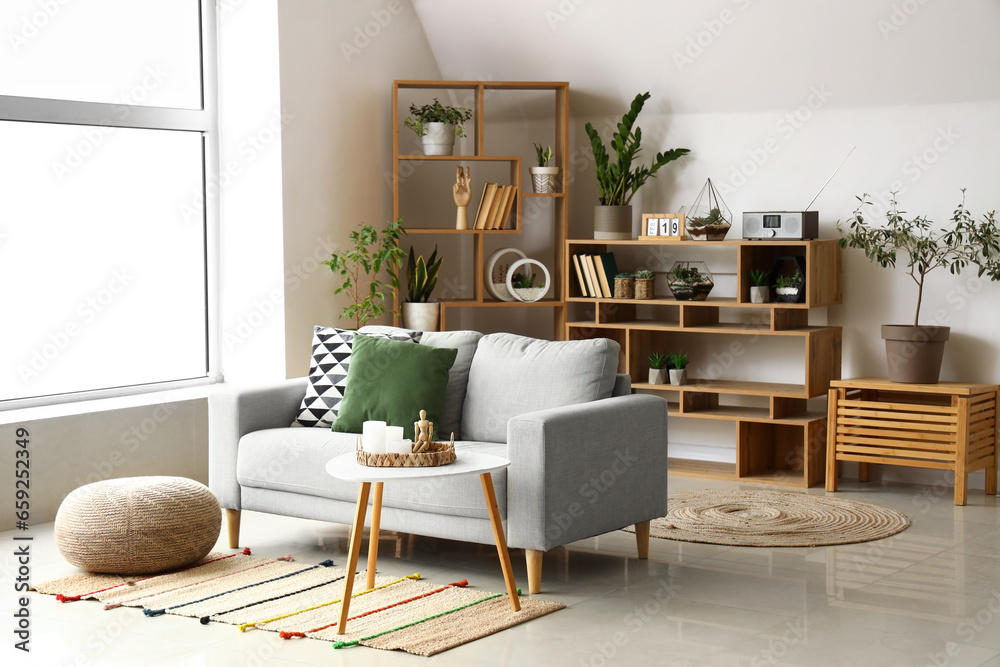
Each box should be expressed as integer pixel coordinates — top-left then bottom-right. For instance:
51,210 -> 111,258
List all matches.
526,549 -> 544,594
225,508 -> 242,549
635,520 -> 650,560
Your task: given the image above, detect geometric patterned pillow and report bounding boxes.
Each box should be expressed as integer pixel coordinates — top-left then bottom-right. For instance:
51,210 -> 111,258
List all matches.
292,326 -> 422,428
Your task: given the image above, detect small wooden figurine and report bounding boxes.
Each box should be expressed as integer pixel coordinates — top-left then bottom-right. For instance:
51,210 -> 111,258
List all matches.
453,166 -> 471,230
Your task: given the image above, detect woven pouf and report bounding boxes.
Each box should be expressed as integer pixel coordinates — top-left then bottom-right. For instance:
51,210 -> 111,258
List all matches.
55,476 -> 221,574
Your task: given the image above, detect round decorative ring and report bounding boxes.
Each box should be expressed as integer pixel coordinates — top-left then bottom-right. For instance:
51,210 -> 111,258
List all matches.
485,247 -> 527,302
505,258 -> 551,303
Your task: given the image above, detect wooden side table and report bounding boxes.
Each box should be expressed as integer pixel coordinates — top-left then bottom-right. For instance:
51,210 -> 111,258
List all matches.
826,377 -> 998,505
325,451 -> 520,635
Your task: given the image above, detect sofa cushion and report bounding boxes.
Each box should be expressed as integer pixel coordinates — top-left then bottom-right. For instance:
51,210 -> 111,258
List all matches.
331,334 -> 458,440
359,327 -> 482,439
292,325 -> 421,428
235,427 -> 506,519
462,333 -> 621,443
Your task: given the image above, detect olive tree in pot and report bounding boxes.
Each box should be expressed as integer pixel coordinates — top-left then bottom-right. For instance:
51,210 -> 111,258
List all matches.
585,92 -> 689,239
324,218 -> 406,330
838,190 -> 1000,383
403,245 -> 443,332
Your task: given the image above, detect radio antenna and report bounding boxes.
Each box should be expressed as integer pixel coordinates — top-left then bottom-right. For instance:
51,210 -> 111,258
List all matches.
804,146 -> 855,211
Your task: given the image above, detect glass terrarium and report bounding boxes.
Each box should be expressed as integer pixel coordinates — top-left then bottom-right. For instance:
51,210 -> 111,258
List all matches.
667,261 -> 714,301
685,178 -> 732,241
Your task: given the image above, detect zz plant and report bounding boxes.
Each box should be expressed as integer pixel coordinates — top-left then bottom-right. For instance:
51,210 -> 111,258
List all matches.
585,92 -> 690,206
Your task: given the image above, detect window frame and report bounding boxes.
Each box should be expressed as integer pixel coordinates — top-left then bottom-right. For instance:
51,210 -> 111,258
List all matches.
0,1 -> 220,410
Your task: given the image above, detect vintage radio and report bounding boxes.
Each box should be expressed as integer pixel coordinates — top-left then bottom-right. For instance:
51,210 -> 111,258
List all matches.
742,211 -> 819,240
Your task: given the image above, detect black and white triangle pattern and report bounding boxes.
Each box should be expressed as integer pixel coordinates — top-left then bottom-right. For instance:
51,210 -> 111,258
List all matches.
292,326 -> 422,428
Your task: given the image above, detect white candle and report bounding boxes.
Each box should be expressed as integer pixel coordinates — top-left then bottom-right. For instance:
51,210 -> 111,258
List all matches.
387,439 -> 412,455
362,420 -> 386,454
385,425 -> 404,445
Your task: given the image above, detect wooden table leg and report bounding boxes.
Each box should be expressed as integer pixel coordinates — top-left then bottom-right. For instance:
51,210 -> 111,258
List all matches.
825,389 -> 839,492
989,389 -> 999,496
955,396 -> 970,506
480,472 -> 520,612
338,482 -> 371,635
366,482 -> 383,591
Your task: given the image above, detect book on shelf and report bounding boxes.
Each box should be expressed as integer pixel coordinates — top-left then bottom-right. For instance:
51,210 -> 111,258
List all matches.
571,254 -> 589,297
493,185 -> 517,230
580,254 -> 600,298
473,183 -> 499,230
593,252 -> 618,298
483,183 -> 506,229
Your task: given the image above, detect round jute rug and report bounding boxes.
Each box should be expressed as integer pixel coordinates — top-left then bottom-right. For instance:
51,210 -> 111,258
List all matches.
634,489 -> 910,547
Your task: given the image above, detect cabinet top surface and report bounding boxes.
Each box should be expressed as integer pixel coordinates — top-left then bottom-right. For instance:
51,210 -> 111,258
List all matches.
567,238 -> 841,247
831,377 -> 1000,395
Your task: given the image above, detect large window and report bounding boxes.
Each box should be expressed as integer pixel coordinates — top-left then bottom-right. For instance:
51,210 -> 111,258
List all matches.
0,1 -> 217,406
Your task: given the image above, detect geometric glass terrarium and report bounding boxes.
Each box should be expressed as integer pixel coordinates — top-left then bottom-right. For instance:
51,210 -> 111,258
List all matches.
667,261 -> 715,301
686,178 -> 732,241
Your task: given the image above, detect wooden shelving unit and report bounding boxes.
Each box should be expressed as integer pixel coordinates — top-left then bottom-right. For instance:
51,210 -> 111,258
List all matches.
391,80 -> 569,335
565,238 -> 843,487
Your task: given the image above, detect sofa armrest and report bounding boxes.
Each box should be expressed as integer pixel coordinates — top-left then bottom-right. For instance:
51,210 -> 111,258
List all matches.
506,393 -> 668,552
208,378 -> 308,509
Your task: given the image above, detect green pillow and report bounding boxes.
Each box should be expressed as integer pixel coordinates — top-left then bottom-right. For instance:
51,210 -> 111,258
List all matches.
332,333 -> 458,440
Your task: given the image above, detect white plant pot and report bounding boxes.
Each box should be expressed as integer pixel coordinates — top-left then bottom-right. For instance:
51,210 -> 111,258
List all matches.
648,368 -> 668,385
529,166 -> 560,194
402,301 -> 440,332
750,286 -> 770,304
421,122 -> 456,156
669,368 -> 688,385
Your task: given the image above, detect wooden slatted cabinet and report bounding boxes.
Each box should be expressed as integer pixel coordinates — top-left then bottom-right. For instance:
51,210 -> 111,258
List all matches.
826,377 -> 999,505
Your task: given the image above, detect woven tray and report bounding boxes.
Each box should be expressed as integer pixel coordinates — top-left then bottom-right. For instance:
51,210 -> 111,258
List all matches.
356,437 -> 456,468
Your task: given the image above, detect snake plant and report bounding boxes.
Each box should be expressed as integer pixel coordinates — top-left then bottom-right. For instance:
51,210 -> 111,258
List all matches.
406,246 -> 443,303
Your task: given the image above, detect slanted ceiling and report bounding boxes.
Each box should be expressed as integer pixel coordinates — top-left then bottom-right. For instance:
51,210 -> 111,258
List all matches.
411,0 -> 1000,117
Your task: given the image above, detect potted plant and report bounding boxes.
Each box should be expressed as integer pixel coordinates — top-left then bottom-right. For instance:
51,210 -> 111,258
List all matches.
509,271 -> 546,302
530,143 -> 559,194
668,352 -> 689,385
613,272 -> 634,299
403,245 -> 444,332
749,268 -> 770,303
647,352 -> 670,385
585,92 -> 690,239
838,190 -> 1000,383
403,98 -> 473,156
686,178 -> 732,241
774,270 -> 803,303
667,261 -> 714,301
324,218 -> 406,329
634,269 -> 655,300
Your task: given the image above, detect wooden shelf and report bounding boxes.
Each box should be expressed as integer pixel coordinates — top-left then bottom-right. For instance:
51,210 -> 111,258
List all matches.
392,81 -> 569,334
566,238 -> 843,487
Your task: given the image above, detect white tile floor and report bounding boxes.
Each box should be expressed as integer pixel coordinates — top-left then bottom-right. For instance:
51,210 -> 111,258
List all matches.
3,474 -> 999,666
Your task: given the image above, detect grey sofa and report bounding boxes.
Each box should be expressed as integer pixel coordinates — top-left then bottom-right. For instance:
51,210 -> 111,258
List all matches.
209,329 -> 668,593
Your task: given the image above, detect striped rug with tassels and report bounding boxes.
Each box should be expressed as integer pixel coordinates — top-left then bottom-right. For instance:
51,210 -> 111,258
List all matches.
31,549 -> 564,657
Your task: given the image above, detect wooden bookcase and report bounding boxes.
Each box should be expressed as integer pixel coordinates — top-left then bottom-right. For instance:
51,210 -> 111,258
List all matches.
565,238 -> 843,487
391,80 -> 569,335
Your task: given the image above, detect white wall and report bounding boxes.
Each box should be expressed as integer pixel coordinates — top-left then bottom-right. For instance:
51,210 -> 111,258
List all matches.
276,0 -> 442,377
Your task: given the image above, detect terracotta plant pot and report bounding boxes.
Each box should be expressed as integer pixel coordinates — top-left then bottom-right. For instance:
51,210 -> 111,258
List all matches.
881,325 -> 950,384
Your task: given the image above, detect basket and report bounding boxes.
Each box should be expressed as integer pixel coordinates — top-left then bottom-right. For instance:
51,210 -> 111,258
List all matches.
355,436 -> 456,468
634,278 -> 655,300
614,276 -> 634,299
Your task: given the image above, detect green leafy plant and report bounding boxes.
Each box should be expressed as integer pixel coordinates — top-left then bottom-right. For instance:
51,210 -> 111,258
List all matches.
533,143 -> 553,167
324,218 -> 406,329
647,352 -> 668,369
511,272 -> 544,289
584,92 -> 690,206
668,352 -> 689,370
670,264 -> 703,284
774,270 -> 802,289
749,269 -> 770,287
838,190 -> 1000,326
404,98 -> 473,138
634,269 -> 655,280
615,272 -> 633,279
689,207 -> 724,228
406,245 -> 443,303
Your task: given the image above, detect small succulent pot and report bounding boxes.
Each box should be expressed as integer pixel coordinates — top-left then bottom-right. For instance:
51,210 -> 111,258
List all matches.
614,276 -> 634,299
750,286 -> 770,304
648,368 -> 668,385
669,368 -> 688,385
634,278 -> 655,300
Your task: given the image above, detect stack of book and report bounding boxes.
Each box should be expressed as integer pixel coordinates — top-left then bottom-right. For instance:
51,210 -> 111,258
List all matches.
473,182 -> 518,230
571,252 -> 619,298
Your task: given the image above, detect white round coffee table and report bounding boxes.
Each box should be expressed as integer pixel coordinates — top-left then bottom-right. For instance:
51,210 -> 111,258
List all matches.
325,451 -> 520,634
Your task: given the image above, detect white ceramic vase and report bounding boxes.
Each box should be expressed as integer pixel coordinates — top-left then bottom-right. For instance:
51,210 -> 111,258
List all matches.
402,301 -> 440,332
669,368 -> 688,385
421,122 -> 456,156
750,286 -> 769,304
648,368 -> 668,385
